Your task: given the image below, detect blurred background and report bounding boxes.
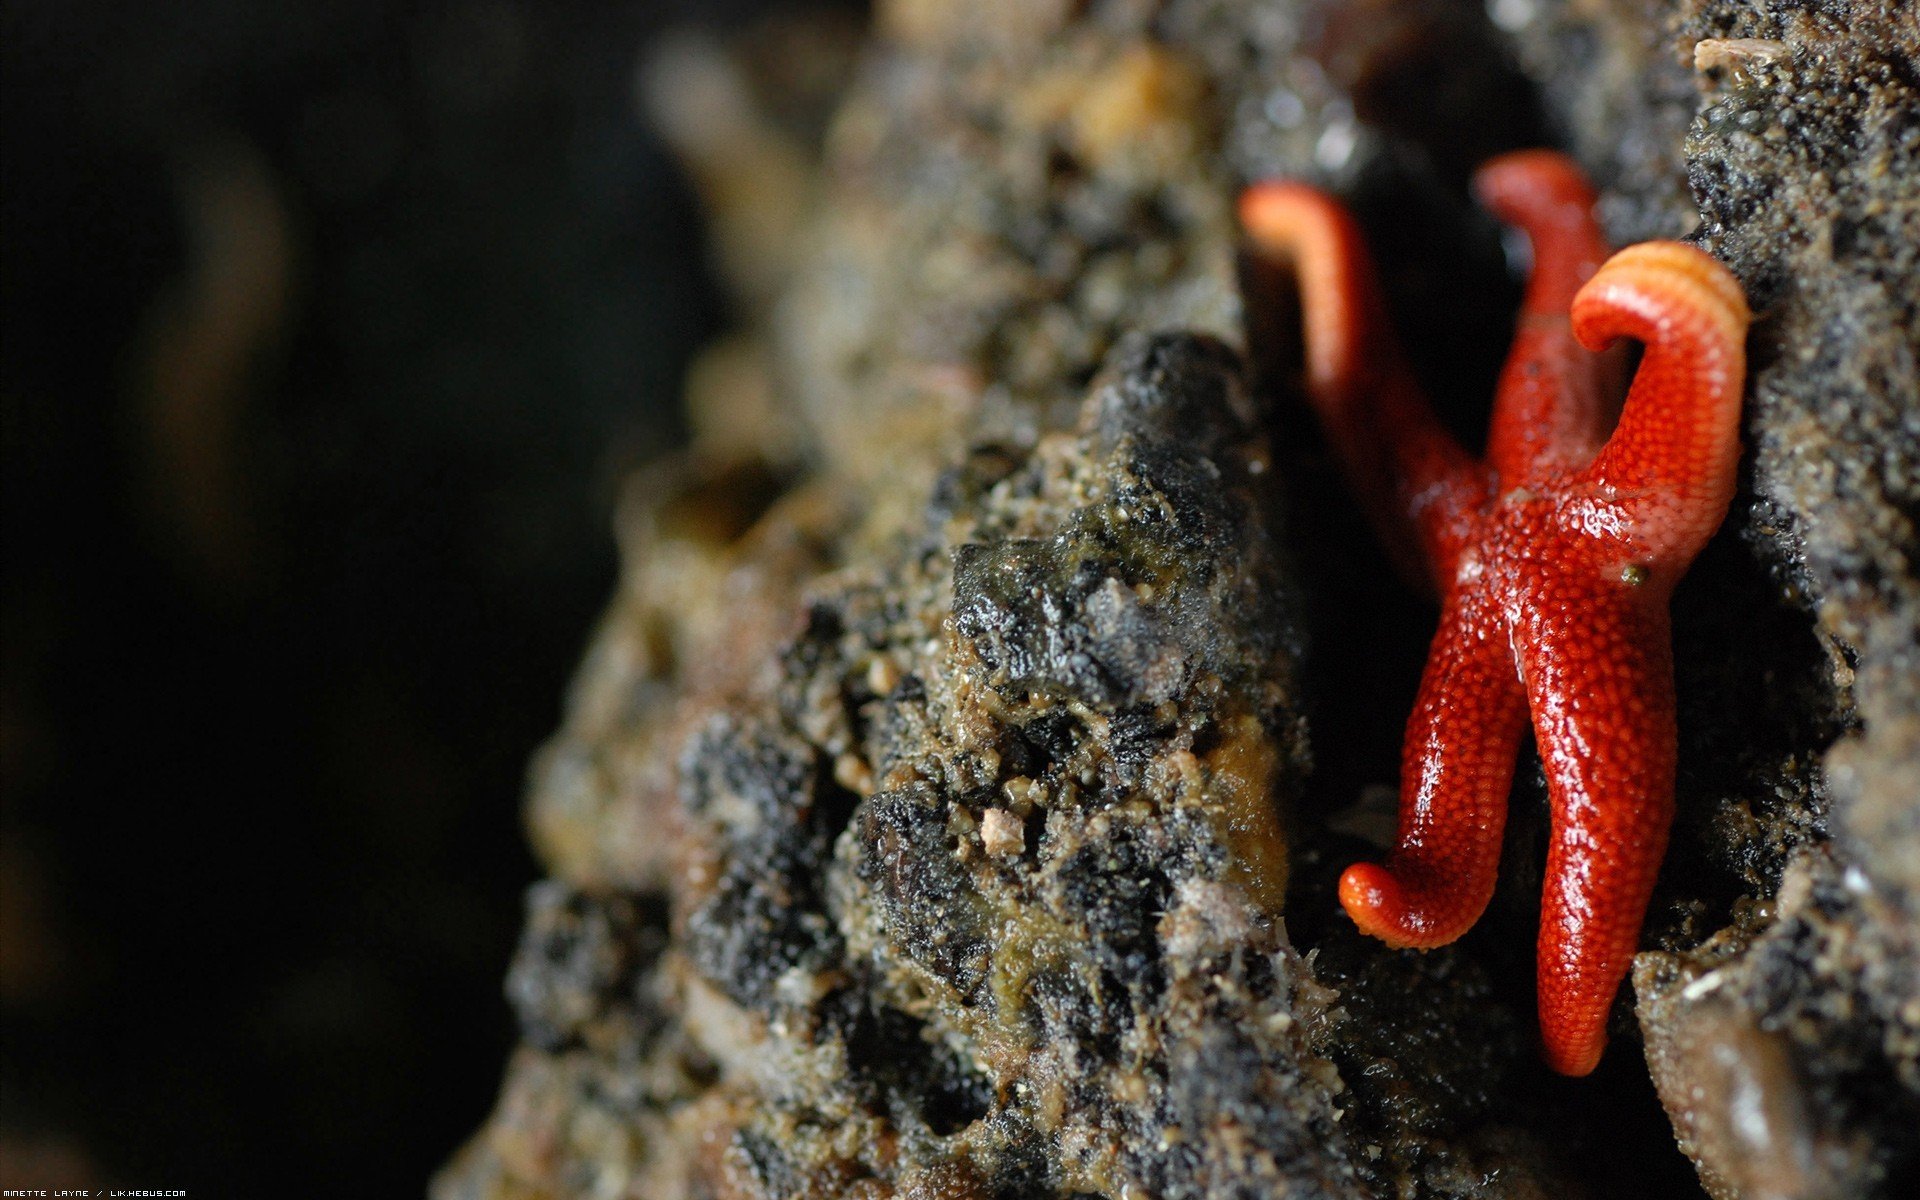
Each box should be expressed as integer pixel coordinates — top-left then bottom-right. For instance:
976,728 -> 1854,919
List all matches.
1,0 -> 853,1190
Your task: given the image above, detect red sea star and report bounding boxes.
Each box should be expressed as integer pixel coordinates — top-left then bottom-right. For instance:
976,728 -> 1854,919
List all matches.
1240,150 -> 1750,1076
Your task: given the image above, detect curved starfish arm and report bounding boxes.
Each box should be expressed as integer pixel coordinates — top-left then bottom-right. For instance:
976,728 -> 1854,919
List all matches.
1474,151 -> 1620,478
1518,584 -> 1678,1076
1572,243 -> 1750,569
1475,151 -> 1612,321
1338,597 -> 1530,948
1240,183 -> 1481,587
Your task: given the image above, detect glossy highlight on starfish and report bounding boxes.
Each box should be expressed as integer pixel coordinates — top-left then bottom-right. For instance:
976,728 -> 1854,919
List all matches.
1240,150 -> 1749,1075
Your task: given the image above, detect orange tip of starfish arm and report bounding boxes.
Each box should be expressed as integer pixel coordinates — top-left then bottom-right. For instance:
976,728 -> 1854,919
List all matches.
1237,182 -> 1370,395
1541,1022 -> 1607,1077
1338,862 -> 1453,951
1236,179 -> 1331,235
1571,242 -> 1750,356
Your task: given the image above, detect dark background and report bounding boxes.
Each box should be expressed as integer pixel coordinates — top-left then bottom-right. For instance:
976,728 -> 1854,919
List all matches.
0,1 -> 833,1191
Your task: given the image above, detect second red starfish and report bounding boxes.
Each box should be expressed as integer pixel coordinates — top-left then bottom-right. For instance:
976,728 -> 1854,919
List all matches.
1241,150 -> 1750,1076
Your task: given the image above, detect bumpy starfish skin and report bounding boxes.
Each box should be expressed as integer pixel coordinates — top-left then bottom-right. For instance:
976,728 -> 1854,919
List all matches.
1240,150 -> 1750,1076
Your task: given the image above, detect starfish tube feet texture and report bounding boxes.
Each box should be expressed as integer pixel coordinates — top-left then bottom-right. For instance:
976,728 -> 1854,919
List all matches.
1241,151 -> 1750,1075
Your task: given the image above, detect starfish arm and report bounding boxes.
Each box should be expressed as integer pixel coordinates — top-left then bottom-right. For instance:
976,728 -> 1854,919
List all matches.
1473,150 -> 1619,478
1240,183 -> 1481,586
1475,151 -> 1613,323
1339,593 -> 1529,948
1517,582 -> 1678,1076
1572,242 -> 1751,571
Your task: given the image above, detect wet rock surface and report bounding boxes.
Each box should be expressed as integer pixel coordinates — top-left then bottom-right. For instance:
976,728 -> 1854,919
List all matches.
440,2 -> 1917,1197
